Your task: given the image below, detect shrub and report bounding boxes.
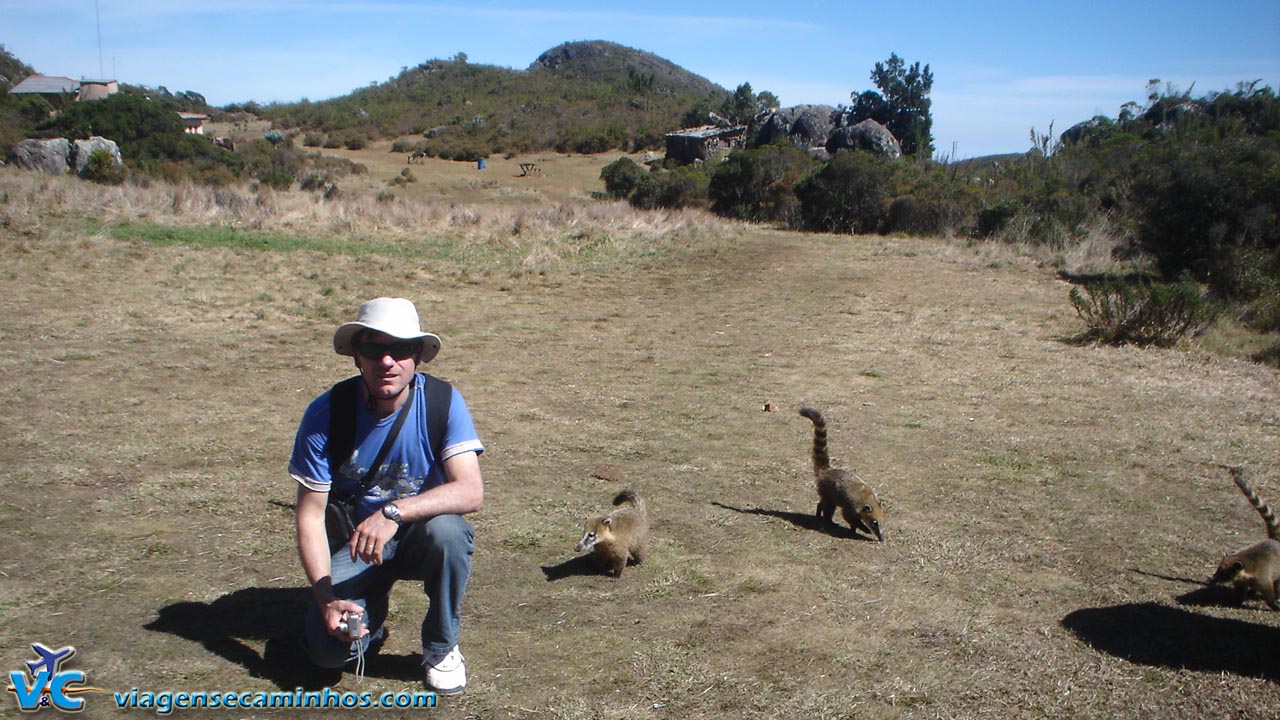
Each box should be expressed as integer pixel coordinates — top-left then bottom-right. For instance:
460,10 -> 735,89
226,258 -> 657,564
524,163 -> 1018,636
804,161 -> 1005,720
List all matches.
708,145 -> 817,224
885,196 -> 941,236
1128,134 -> 1280,300
39,92 -> 184,150
627,165 -> 710,210
795,150 -> 892,234
1068,276 -> 1219,347
80,148 -> 124,185
600,156 -> 644,200
976,200 -> 1022,238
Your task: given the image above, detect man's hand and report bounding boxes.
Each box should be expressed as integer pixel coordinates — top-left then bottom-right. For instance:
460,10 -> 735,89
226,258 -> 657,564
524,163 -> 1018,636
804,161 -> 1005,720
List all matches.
323,600 -> 369,640
348,512 -> 399,564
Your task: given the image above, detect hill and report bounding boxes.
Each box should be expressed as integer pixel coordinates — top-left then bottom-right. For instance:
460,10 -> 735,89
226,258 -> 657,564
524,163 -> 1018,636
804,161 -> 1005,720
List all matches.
255,40 -> 732,157
0,43 -> 34,88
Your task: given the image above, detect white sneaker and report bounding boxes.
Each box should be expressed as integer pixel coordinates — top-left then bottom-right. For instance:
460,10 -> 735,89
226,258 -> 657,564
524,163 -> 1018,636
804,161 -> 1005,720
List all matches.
424,646 -> 466,695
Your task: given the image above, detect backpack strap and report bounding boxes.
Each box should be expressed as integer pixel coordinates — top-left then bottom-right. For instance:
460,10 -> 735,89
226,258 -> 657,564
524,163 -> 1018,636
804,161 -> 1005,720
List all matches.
326,376 -> 361,474
325,373 -> 454,494
421,372 -> 453,465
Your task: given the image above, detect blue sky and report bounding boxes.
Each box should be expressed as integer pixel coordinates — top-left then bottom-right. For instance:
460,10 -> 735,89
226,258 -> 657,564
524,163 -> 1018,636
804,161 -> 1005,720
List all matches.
3,1 -> 1278,158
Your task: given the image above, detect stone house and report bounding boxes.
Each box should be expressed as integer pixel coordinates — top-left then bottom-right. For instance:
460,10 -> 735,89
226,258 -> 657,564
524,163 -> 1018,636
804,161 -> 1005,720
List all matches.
664,124 -> 747,165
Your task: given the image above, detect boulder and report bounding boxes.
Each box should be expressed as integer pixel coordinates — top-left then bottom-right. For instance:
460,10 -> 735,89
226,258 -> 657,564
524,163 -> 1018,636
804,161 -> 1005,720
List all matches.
71,136 -> 123,177
826,119 -> 902,159
752,104 -> 838,148
1059,116 -> 1112,146
12,138 -> 71,174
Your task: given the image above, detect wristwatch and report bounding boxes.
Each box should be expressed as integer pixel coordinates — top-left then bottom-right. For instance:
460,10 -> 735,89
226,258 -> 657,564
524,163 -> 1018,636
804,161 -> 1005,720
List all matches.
381,502 -> 402,524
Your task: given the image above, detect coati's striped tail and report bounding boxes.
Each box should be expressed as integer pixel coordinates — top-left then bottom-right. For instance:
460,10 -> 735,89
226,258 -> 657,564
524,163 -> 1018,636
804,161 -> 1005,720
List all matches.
1230,466 -> 1279,540
799,407 -> 831,475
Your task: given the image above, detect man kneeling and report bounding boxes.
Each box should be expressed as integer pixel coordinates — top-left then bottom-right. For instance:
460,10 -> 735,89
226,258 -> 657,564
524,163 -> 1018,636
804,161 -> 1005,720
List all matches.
288,297 -> 484,695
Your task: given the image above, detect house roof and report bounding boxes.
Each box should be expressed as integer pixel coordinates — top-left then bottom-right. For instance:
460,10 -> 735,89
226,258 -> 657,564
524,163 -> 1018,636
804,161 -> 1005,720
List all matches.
665,124 -> 746,139
178,112 -> 210,121
10,74 -> 80,95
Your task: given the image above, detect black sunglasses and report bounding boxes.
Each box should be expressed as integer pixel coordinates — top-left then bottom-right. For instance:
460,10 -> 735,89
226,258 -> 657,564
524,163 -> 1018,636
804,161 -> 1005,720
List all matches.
356,340 -> 421,361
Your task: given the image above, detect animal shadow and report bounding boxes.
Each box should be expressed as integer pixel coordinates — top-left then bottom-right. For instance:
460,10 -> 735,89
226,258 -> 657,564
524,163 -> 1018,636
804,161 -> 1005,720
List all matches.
711,501 -> 871,540
1061,602 -> 1280,683
145,586 -> 420,689
541,554 -> 603,581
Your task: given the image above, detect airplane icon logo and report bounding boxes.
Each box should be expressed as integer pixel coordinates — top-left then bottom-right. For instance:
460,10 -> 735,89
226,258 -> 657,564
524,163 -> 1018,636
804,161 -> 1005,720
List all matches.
25,644 -> 76,681
7,642 -> 104,712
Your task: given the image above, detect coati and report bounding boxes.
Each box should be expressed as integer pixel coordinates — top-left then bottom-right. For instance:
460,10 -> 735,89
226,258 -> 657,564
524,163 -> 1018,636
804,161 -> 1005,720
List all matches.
574,489 -> 649,577
798,407 -> 884,541
1211,466 -> 1280,610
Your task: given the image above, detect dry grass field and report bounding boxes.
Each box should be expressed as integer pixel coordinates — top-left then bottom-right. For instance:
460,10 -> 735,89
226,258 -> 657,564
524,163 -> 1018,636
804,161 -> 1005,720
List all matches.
208,120 -> 630,206
0,155 -> 1277,719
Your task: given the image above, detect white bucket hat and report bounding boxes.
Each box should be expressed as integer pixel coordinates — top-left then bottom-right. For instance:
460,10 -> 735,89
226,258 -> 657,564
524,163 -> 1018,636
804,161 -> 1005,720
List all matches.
332,297 -> 441,363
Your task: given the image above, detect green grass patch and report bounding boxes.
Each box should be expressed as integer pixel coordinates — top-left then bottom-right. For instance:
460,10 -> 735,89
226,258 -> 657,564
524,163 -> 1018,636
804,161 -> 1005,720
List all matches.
108,222 -> 436,258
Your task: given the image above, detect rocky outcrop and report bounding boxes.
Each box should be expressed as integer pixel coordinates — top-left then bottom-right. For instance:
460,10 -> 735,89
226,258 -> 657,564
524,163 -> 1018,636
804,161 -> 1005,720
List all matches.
11,136 -> 123,177
752,104 -> 838,149
72,137 -> 123,176
826,119 -> 901,159
12,138 -> 71,174
1059,116 -> 1112,146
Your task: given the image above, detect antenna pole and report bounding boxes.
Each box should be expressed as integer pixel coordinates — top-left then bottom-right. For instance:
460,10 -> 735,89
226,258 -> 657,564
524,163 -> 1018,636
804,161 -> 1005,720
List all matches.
96,0 -> 105,78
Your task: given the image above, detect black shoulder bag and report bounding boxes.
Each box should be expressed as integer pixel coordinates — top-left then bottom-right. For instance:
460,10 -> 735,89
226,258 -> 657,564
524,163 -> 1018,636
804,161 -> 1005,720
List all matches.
323,373 -> 452,544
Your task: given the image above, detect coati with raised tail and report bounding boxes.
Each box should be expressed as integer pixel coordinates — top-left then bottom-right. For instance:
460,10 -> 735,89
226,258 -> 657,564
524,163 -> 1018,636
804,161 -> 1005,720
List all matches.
798,407 -> 884,541
574,489 -> 649,577
1211,466 -> 1280,610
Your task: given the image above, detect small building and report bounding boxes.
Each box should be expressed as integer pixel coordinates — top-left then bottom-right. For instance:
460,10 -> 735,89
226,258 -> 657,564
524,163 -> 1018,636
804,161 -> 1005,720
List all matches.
9,74 -> 81,108
178,112 -> 211,134
663,124 -> 747,165
78,78 -> 119,101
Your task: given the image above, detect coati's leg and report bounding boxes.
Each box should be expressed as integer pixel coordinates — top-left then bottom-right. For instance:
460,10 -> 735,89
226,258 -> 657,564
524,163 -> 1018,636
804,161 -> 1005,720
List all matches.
1263,580 -> 1279,610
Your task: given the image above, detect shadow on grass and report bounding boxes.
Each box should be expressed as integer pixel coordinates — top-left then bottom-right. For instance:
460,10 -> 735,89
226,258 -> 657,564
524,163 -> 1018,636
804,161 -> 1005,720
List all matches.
1061,602 -> 1280,683
145,586 -> 421,690
710,501 -> 875,541
540,554 -> 605,581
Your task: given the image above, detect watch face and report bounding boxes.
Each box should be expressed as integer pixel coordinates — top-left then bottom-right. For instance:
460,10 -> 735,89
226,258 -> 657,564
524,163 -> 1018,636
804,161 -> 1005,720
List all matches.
382,503 -> 400,522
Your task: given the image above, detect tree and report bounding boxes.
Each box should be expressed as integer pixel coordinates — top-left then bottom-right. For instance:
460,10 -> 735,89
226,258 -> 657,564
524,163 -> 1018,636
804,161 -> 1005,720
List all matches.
719,83 -> 781,124
848,53 -> 934,157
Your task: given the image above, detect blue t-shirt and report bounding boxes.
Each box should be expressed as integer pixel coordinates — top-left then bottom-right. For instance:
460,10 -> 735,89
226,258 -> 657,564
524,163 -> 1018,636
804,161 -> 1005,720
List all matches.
289,373 -> 483,522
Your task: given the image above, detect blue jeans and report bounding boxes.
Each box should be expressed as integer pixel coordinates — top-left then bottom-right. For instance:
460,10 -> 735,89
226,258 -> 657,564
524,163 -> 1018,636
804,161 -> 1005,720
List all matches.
303,514 -> 474,668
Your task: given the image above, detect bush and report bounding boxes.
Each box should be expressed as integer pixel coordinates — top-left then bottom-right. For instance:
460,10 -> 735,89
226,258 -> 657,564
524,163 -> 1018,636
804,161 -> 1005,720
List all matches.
39,92 -> 184,150
600,156 -> 644,200
885,196 -> 941,236
80,148 -> 124,185
1128,134 -> 1280,300
976,200 -> 1022,238
626,165 -> 710,210
708,145 -> 817,224
795,151 -> 893,234
1068,277 -> 1219,347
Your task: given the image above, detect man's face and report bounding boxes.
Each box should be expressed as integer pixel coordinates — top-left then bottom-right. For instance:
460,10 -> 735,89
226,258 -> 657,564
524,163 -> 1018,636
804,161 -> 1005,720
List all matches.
353,331 -> 421,401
